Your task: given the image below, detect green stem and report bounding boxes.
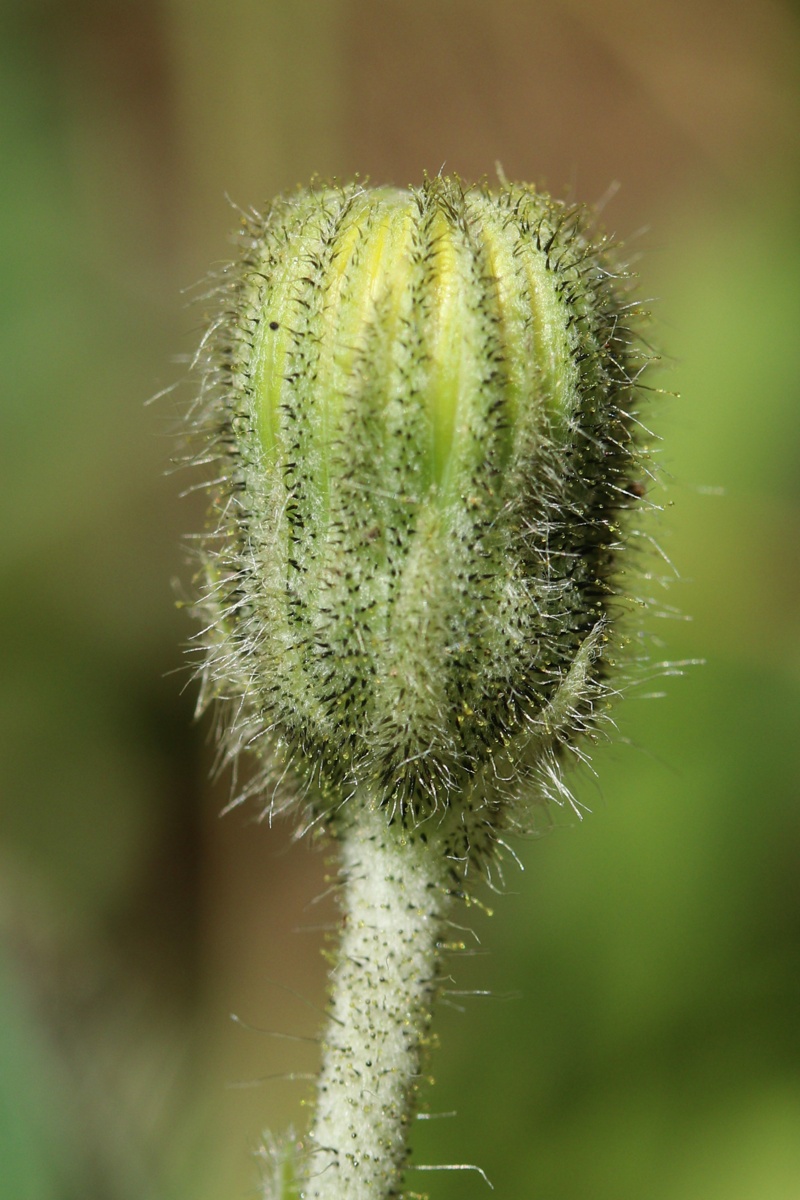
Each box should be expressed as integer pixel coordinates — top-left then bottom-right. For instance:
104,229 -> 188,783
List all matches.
303,802 -> 453,1200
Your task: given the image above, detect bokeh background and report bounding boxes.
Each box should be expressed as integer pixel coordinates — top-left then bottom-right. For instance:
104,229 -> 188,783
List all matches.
2,1 -> 799,1197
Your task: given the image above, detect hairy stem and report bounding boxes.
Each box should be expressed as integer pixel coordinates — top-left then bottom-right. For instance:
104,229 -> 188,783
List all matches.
304,803 -> 454,1200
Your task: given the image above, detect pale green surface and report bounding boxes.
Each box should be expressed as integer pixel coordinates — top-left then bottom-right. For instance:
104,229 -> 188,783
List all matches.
219,177 -> 632,838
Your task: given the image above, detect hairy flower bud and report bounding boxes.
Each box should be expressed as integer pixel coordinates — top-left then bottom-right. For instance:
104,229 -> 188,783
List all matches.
193,176 -> 648,842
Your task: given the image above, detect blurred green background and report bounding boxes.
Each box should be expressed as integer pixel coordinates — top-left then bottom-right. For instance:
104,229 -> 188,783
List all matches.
1,1 -> 799,1197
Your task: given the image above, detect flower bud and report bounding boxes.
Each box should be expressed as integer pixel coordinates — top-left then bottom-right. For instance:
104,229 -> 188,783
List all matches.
193,177 -> 648,836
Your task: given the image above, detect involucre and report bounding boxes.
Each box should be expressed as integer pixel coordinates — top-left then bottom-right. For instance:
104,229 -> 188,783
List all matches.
192,175 -> 650,851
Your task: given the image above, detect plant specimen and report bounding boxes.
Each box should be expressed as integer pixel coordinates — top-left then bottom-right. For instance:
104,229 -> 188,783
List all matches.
186,175 -> 652,1199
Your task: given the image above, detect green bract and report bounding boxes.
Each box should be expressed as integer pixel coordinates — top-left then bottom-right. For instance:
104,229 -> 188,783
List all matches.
194,176 -> 648,841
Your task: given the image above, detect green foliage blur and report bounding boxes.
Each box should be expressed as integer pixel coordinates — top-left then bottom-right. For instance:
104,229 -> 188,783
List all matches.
1,1 -> 798,1198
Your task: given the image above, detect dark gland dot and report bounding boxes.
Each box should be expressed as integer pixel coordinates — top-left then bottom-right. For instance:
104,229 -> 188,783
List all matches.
269,320 -> 280,330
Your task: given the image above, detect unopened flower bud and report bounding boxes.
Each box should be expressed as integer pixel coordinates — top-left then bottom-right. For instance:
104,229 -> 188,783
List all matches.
193,176 -> 648,843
